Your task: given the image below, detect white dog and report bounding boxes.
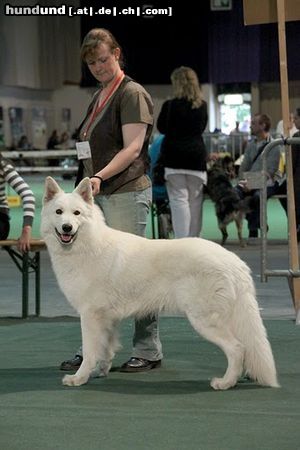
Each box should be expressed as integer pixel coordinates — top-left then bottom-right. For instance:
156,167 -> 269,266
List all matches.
41,177 -> 279,390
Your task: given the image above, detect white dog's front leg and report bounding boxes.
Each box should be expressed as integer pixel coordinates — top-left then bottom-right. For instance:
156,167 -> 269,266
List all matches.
91,321 -> 121,378
62,311 -> 113,387
63,359 -> 94,386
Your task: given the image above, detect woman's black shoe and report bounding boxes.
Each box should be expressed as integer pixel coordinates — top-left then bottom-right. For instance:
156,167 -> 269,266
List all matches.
119,357 -> 161,373
60,355 -> 83,371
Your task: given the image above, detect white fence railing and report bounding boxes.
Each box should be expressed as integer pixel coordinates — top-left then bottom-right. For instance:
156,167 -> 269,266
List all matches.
1,149 -> 78,174
2,149 -> 77,159
202,132 -> 249,159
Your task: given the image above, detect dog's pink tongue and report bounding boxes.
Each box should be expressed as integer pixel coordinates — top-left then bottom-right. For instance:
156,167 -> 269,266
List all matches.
61,234 -> 72,242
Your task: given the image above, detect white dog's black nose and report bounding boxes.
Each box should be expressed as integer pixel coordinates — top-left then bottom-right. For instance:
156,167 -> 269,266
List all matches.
62,224 -> 73,233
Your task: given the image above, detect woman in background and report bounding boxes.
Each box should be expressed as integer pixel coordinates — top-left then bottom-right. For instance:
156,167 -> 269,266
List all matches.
0,152 -> 35,251
157,66 -> 208,238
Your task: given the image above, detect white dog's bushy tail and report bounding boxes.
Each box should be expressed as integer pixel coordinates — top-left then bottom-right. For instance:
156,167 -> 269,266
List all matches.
233,284 -> 280,388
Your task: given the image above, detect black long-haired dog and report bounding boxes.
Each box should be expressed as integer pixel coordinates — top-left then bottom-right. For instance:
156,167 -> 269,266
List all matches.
207,155 -> 251,247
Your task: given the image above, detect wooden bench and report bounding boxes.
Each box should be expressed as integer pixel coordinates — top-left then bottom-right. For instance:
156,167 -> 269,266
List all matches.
0,239 -> 46,318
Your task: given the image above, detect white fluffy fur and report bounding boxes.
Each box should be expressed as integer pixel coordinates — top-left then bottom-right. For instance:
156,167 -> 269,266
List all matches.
41,176 -> 279,390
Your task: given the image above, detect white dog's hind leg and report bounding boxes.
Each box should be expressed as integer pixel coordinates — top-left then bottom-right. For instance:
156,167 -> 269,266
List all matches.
209,333 -> 244,391
63,312 -> 115,387
186,313 -> 244,390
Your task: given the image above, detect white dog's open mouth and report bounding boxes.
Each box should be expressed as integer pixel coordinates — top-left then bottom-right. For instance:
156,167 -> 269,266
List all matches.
55,228 -> 78,245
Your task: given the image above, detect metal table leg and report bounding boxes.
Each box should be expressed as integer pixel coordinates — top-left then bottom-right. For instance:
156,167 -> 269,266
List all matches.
35,251 -> 41,316
22,251 -> 29,318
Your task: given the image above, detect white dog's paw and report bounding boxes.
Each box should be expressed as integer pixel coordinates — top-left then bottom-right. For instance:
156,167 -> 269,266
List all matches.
62,374 -> 88,387
210,377 -> 236,391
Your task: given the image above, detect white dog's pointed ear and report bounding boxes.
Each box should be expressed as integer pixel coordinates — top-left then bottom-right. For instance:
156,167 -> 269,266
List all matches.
43,177 -> 63,204
74,177 -> 93,205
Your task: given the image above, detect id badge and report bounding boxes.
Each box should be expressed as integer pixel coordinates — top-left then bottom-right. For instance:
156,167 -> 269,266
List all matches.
76,141 -> 92,160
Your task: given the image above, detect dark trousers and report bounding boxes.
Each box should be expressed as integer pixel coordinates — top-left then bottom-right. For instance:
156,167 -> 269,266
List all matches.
0,212 -> 10,240
235,184 -> 279,232
276,179 -> 300,228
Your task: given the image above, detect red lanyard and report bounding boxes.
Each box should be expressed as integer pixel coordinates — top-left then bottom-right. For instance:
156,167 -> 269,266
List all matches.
83,71 -> 124,138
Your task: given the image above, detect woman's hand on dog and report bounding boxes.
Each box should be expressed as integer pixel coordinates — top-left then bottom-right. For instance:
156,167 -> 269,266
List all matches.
90,178 -> 101,196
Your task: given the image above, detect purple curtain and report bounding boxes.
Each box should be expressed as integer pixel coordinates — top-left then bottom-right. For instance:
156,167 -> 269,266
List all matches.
207,0 -> 300,84
80,0 -> 299,85
208,1 -> 261,83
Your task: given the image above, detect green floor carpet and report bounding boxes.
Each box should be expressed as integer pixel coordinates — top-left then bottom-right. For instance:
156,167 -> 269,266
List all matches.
0,317 -> 299,450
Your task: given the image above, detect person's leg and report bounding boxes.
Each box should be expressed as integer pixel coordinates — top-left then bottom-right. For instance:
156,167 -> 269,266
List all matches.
131,316 -> 162,361
246,186 -> 279,238
274,180 -> 287,216
97,188 -> 151,236
186,175 -> 204,237
294,183 -> 300,238
97,189 -> 163,367
235,185 -> 260,237
245,190 -> 260,237
266,184 -> 280,200
166,174 -> 191,238
273,178 -> 300,239
0,213 -> 10,240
